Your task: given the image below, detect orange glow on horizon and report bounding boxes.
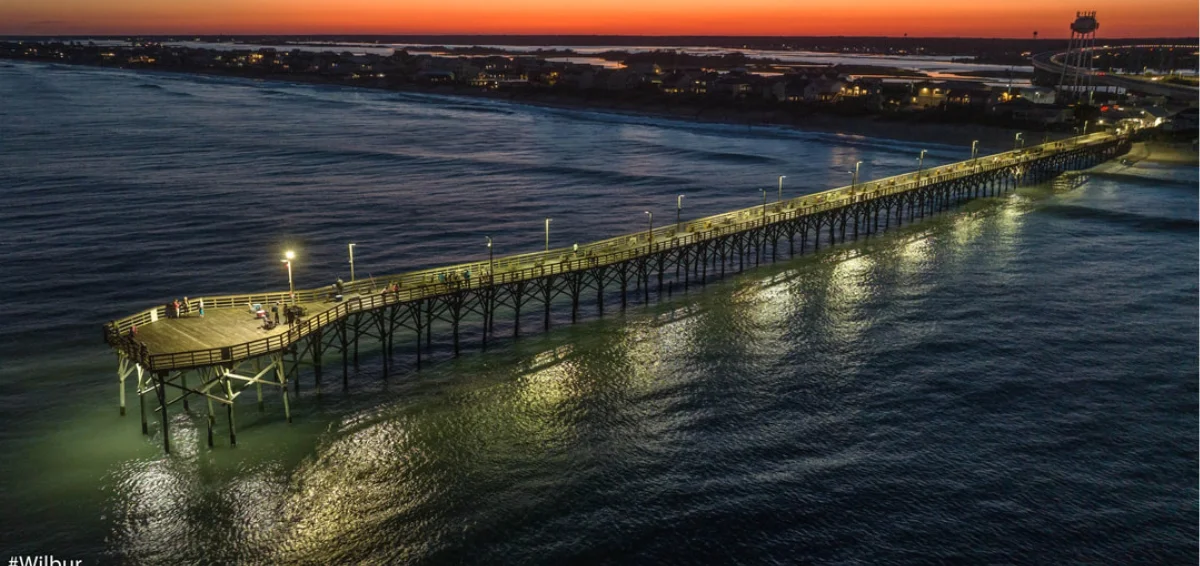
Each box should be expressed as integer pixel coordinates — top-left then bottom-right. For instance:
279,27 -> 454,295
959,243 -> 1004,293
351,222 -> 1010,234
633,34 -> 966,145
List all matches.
2,0 -> 1197,38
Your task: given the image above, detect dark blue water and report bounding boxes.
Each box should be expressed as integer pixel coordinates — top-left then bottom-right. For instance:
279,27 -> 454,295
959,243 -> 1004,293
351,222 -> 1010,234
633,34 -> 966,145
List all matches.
0,61 -> 1196,564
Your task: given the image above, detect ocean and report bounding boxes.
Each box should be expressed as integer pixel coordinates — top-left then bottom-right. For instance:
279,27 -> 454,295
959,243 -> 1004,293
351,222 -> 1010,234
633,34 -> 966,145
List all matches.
0,61 -> 1195,564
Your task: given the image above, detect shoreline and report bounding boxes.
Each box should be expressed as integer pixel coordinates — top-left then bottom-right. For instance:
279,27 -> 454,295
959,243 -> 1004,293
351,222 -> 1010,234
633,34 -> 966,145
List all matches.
1085,141 -> 1197,178
8,59 -> 1046,151
440,89 -> 1041,150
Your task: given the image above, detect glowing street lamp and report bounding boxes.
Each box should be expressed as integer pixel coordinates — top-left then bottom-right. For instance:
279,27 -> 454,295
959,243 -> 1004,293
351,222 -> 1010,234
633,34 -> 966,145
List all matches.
971,140 -> 979,164
644,211 -> 653,244
676,194 -> 684,230
760,188 -> 767,218
544,218 -> 551,251
348,243 -> 356,282
485,236 -> 494,282
777,175 -> 787,202
281,250 -> 295,305
1014,132 -> 1024,150
916,150 -> 928,184
851,160 -> 862,190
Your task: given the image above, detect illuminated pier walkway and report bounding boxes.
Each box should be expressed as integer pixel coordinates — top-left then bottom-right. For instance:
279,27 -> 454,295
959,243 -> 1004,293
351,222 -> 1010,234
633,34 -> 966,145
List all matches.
103,132 -> 1130,452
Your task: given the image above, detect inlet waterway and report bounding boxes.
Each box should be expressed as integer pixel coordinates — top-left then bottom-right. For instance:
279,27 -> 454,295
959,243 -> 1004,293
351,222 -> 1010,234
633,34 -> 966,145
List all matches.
0,61 -> 1195,564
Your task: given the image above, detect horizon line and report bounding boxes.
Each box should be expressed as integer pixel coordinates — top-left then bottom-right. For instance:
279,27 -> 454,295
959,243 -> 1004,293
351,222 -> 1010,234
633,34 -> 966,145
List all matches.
4,33 -> 1199,41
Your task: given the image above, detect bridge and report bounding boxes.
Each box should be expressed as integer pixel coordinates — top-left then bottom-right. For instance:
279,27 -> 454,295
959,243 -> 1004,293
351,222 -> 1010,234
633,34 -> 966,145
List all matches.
103,132 -> 1131,453
1031,45 -> 1200,101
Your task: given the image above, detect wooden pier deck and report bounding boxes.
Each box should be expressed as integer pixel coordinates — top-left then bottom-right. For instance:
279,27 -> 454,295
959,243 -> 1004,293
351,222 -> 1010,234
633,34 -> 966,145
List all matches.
132,297 -> 344,354
101,131 -> 1132,452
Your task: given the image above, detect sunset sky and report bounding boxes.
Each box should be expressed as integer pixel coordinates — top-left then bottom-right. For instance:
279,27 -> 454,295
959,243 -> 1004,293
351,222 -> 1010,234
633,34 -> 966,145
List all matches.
1,0 -> 1197,37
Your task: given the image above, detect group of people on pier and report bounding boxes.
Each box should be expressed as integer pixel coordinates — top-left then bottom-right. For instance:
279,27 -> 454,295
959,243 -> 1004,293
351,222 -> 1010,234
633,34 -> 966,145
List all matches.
165,297 -> 203,319
259,301 -> 306,331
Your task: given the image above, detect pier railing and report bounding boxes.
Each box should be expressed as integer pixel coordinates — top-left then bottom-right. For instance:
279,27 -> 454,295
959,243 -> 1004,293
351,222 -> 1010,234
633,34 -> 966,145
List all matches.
106,132 -> 1123,370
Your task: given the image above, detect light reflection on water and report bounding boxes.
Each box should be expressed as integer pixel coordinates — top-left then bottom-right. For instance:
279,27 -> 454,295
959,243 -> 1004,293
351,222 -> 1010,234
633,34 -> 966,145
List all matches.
0,62 -> 1195,564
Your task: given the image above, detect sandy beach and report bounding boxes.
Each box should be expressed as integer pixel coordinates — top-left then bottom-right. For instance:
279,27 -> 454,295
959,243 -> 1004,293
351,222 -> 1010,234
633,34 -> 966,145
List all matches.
1085,141 -> 1198,179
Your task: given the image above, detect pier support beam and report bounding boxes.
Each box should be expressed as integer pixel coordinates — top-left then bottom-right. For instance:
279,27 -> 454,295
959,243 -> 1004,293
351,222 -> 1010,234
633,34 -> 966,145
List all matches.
155,371 -> 170,454
225,378 -> 237,447
274,353 -> 291,424
117,356 -> 136,416
138,365 -> 148,435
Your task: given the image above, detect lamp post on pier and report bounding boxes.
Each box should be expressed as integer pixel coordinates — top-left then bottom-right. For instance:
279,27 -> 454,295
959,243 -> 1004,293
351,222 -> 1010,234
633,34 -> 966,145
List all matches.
916,150 -> 927,184
281,250 -> 295,305
676,194 -> 684,230
485,237 -> 494,282
760,188 -> 767,219
851,160 -> 862,191
971,140 -> 979,165
777,175 -> 786,202
644,211 -> 653,245
544,218 -> 551,251
1014,132 -> 1024,150
348,243 -> 356,283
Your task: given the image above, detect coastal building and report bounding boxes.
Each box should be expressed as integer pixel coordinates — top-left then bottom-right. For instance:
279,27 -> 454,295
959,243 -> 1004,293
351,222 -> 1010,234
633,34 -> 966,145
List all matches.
766,77 -> 810,102
804,77 -> 846,102
663,71 -> 709,95
712,78 -> 752,98
991,98 -> 1074,124
945,83 -> 997,110
911,81 -> 948,108
1018,86 -> 1057,104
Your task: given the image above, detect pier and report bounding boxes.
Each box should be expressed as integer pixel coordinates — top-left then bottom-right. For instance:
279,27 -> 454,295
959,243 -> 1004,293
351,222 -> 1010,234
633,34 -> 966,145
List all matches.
103,132 -> 1131,452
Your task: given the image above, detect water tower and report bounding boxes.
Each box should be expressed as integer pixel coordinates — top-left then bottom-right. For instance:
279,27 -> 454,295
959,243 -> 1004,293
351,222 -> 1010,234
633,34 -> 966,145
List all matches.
1057,11 -> 1099,103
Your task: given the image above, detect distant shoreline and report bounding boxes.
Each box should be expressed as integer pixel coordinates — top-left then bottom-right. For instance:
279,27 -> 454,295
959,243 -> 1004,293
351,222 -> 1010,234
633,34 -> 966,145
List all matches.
9,58 -> 1050,151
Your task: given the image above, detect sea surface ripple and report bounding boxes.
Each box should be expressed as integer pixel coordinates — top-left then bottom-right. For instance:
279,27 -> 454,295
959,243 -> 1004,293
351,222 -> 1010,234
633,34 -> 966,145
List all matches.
0,62 -> 1195,565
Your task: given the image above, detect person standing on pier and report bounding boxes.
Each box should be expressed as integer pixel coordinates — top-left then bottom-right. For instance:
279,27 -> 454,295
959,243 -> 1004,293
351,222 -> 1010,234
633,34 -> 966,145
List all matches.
272,302 -> 280,324
181,296 -> 190,316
